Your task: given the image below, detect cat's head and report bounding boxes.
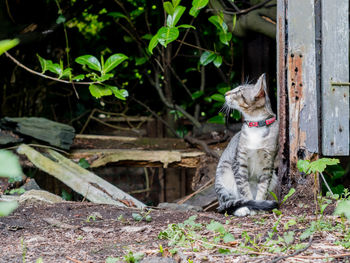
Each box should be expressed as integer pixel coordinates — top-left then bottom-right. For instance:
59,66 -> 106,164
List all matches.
224,73 -> 274,119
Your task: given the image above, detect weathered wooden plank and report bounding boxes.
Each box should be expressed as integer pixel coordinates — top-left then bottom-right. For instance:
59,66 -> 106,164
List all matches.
1,117 -> 75,149
17,144 -> 145,209
69,149 -> 206,168
321,0 -> 349,156
287,0 -> 319,175
72,134 -> 188,150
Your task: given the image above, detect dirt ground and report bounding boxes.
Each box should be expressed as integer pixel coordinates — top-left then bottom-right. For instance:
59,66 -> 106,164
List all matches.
1,200 -> 350,263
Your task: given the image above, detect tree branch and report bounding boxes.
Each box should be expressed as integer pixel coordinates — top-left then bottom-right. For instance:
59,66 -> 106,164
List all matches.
131,97 -> 181,138
184,135 -> 219,159
207,0 -> 274,15
144,69 -> 201,129
5,52 -> 96,86
168,64 -> 193,98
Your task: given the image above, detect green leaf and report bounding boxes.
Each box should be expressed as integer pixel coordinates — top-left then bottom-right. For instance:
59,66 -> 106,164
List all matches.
191,90 -> 204,99
207,115 -> 225,124
281,187 -> 295,205
56,15 -> 66,24
135,57 -> 147,66
208,15 -> 227,32
167,5 -> 186,27
308,158 -> 340,174
148,34 -> 159,54
0,150 -> 22,178
107,85 -> 128,100
269,191 -> 278,202
123,35 -> 133,43
36,54 -> 50,73
105,257 -> 119,263
0,39 -> 19,56
232,14 -> 237,29
172,0 -> 181,8
145,215 -> 152,222
206,220 -> 226,234
89,84 -> 112,98
96,73 -> 114,82
61,189 -> 72,201
189,7 -> 200,17
200,51 -> 217,66
61,68 -> 72,79
78,158 -> 90,169
300,224 -> 315,240
47,62 -> 62,76
132,213 -> 143,221
157,27 -> 179,47
218,248 -> 231,254
334,200 -> 350,221
283,231 -> 295,245
223,233 -> 235,243
0,201 -> 18,217
297,160 -> 310,174
211,93 -> 225,102
219,32 -> 232,45
177,24 -> 196,29
192,0 -> 209,10
107,12 -> 128,19
141,34 -> 153,40
213,55 -> 223,67
72,74 -> 85,81
218,86 -> 230,94
163,1 -> 174,15
232,109 -> 241,120
284,219 -> 297,230
190,0 -> 209,17
103,53 -> 128,73
75,55 -> 102,72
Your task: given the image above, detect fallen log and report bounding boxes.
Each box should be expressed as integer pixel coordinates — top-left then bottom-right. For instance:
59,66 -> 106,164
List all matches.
69,149 -> 206,168
17,144 -> 145,209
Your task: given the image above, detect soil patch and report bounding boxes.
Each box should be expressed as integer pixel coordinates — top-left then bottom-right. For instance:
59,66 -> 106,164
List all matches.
0,201 -> 349,262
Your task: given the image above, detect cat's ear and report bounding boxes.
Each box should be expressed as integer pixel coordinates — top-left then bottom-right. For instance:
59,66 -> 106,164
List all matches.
254,73 -> 266,99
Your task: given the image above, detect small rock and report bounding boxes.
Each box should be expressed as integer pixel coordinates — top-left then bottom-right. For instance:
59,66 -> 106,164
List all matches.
157,202 -> 203,212
22,178 -> 40,191
140,257 -> 176,263
19,190 -> 63,205
120,225 -> 149,233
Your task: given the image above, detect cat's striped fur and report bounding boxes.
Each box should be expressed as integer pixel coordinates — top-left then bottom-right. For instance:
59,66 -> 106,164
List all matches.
215,74 -> 279,217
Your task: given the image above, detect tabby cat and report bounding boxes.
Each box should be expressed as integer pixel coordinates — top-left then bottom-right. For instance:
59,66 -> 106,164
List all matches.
215,73 -> 279,217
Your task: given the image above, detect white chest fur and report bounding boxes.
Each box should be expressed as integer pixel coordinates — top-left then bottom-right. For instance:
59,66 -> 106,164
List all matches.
244,127 -> 269,197
245,127 -> 268,150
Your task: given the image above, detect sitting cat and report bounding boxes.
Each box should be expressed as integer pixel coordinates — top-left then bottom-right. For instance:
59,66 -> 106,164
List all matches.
215,73 -> 279,217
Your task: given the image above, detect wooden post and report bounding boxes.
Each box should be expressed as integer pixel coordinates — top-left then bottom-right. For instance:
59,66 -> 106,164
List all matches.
277,0 -> 288,191
277,0 -> 319,180
321,0 -> 349,156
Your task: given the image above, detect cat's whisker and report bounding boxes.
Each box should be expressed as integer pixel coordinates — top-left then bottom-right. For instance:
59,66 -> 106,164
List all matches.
220,104 -> 232,117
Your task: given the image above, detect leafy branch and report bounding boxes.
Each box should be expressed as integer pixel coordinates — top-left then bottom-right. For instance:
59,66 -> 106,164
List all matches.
5,51 -> 129,100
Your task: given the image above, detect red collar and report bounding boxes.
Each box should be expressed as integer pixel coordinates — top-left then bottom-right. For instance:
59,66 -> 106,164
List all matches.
246,116 -> 276,128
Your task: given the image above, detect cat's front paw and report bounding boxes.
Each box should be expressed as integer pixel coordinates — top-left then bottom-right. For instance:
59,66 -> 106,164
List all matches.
234,207 -> 251,217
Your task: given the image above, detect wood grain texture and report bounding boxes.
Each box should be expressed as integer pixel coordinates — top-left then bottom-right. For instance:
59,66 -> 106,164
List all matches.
287,0 -> 319,175
321,0 -> 349,155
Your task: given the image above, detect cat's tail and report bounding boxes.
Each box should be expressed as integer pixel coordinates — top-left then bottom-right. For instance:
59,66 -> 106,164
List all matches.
217,199 -> 278,214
